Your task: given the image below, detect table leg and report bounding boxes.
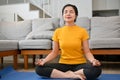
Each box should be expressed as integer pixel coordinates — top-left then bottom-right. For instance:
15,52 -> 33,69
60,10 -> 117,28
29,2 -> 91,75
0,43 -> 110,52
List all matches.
24,55 -> 28,69
13,54 -> 17,69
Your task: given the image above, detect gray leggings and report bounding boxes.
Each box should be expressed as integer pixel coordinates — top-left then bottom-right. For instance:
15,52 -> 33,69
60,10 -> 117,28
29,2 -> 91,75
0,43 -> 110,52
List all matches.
35,63 -> 102,80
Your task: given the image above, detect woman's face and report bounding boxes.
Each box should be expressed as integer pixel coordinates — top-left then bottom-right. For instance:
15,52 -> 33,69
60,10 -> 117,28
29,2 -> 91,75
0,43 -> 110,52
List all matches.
63,6 -> 76,23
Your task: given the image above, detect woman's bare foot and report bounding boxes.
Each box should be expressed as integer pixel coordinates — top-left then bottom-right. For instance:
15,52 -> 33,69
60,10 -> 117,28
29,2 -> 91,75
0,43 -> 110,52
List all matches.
75,73 -> 86,80
65,71 -> 86,80
74,71 -> 86,80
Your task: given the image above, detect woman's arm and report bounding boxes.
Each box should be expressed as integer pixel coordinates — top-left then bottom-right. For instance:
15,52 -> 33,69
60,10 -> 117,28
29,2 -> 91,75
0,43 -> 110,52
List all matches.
35,41 -> 59,65
82,40 -> 101,66
44,41 -> 60,63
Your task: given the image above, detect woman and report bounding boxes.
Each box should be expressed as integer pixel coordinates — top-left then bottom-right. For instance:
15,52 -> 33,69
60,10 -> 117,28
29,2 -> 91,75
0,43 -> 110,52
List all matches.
35,4 -> 102,80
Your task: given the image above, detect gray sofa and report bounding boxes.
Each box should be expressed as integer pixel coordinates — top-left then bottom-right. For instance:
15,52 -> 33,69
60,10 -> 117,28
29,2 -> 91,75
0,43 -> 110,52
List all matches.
0,16 -> 120,69
0,20 -> 32,69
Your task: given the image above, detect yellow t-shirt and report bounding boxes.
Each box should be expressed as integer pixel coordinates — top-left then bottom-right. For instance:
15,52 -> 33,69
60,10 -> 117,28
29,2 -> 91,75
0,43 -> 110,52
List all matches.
52,25 -> 89,64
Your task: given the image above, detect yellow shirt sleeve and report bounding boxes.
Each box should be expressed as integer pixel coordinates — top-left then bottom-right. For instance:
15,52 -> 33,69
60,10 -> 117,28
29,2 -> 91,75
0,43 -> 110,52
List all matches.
52,28 -> 59,42
82,29 -> 89,41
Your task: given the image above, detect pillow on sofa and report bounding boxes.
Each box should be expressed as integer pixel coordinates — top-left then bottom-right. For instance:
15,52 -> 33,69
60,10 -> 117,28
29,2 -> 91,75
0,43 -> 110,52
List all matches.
32,18 -> 60,31
32,22 -> 54,31
0,32 -> 6,40
25,31 -> 54,39
91,16 -> 120,38
0,20 -> 32,40
26,22 -> 54,39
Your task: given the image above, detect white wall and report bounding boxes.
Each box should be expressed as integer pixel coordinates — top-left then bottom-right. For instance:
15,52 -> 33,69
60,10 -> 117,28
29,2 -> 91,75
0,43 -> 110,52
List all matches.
0,3 -> 39,21
18,10 -> 39,20
0,13 -> 14,21
0,0 -> 92,21
44,0 -> 92,18
0,3 -> 30,13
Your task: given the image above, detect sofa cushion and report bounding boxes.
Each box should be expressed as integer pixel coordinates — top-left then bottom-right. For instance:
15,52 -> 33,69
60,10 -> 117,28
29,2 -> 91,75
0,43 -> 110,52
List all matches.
32,22 -> 54,31
0,32 -> 7,40
26,22 -> 54,39
60,17 -> 90,33
91,16 -> 120,38
89,38 -> 120,49
0,20 -> 32,40
76,17 -> 90,32
0,40 -> 18,51
25,31 -> 54,39
19,39 -> 52,49
32,18 -> 60,31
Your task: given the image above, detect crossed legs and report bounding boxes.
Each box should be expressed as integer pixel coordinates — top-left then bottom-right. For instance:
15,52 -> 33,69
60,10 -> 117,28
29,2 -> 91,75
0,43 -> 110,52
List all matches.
51,69 -> 85,80
35,63 -> 101,80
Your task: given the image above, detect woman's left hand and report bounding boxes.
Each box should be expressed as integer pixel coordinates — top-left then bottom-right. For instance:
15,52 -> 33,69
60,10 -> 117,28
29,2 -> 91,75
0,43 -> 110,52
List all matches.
92,59 -> 101,66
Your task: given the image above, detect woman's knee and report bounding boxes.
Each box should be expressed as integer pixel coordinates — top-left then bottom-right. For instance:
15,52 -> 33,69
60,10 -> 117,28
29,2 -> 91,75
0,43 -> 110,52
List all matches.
84,66 -> 102,80
35,65 -> 53,77
35,66 -> 44,76
93,66 -> 102,78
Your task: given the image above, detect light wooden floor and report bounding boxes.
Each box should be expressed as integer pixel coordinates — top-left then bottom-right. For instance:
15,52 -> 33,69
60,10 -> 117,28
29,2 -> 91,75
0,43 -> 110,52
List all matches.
1,56 -> 120,74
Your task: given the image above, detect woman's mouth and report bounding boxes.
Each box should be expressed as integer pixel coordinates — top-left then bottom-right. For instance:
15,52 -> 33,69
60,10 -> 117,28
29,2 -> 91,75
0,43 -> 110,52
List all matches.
66,17 -> 72,19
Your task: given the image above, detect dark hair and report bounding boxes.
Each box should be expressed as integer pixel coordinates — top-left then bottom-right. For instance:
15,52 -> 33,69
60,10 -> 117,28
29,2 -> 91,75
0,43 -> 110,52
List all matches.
62,4 -> 78,22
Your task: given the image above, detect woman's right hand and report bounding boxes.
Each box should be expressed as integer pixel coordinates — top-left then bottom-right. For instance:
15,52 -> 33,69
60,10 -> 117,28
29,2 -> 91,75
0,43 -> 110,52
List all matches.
35,59 -> 45,66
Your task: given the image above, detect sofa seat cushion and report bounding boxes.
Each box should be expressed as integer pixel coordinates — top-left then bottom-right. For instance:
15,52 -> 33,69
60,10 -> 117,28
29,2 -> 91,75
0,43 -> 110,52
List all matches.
19,39 -> 52,50
89,38 -> 120,49
0,40 -> 18,51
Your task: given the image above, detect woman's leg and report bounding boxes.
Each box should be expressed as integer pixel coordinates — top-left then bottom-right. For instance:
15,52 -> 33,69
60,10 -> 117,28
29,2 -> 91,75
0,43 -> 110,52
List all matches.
35,63 -> 65,77
73,63 -> 102,80
35,63 -> 85,79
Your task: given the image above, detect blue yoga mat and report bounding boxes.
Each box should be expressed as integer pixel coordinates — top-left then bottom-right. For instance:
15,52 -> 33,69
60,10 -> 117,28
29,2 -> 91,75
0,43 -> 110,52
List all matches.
0,66 -> 120,80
